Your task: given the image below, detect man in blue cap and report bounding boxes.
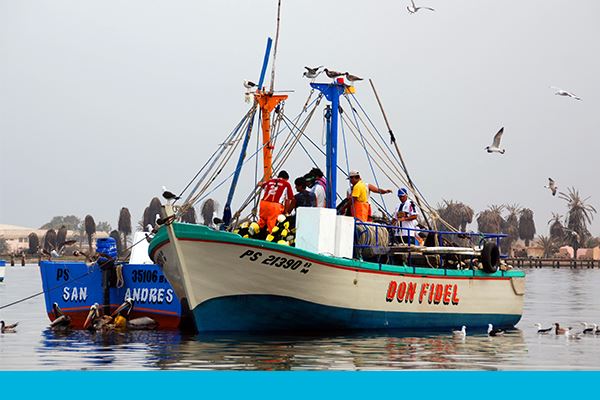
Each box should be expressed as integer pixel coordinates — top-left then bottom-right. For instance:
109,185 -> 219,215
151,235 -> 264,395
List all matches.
393,187 -> 419,245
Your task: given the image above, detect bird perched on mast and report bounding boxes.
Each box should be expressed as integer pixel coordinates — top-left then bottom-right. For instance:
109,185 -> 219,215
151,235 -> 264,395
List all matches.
243,80 -> 257,89
324,68 -> 344,79
345,72 -> 363,83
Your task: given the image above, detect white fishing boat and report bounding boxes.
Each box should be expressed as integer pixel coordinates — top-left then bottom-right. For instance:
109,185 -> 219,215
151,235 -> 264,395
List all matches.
147,7 -> 525,332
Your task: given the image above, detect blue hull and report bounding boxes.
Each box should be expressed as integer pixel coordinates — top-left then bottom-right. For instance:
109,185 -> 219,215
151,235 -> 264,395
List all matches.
39,261 -> 182,329
193,295 -> 521,333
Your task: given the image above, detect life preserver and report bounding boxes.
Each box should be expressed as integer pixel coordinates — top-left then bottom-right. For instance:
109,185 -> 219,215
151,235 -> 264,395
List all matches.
481,241 -> 500,273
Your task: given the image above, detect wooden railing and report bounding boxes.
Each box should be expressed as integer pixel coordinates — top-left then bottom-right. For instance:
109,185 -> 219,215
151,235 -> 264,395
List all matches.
507,258 -> 599,269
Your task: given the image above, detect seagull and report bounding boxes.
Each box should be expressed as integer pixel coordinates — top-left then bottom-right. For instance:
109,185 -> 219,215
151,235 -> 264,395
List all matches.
554,322 -> 569,335
0,321 -> 18,333
243,80 -> 257,89
488,323 -> 505,337
485,127 -> 505,154
534,323 -> 553,334
162,186 -> 180,203
565,328 -> 583,340
582,322 -> 597,334
551,86 -> 581,101
324,68 -> 344,79
303,66 -> 323,79
452,325 -> 466,338
407,0 -> 435,13
345,72 -> 363,83
544,178 -> 558,196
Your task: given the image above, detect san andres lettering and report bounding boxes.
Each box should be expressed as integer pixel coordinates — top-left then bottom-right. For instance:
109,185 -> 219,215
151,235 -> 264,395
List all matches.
386,281 -> 460,305
124,287 -> 175,304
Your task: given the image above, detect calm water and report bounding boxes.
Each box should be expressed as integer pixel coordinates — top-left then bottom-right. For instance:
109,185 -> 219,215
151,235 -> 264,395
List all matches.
1,265 -> 599,370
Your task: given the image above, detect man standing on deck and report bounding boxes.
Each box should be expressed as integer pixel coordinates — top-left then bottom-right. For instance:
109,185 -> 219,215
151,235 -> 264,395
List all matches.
305,167 -> 327,208
393,187 -> 419,245
348,170 -> 370,222
258,170 -> 294,232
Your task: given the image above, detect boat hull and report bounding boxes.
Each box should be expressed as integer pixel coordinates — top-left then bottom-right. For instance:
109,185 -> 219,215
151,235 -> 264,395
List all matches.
39,261 -> 182,329
149,224 -> 525,333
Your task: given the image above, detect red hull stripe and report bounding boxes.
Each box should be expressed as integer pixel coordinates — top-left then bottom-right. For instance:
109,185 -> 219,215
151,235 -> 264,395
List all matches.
151,238 -> 512,281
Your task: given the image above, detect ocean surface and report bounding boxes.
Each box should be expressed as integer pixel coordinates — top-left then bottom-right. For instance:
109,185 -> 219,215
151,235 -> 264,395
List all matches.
1,264 -> 599,370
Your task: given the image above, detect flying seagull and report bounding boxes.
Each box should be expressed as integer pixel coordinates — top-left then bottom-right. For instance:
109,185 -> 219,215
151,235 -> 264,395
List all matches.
544,178 -> 558,196
162,186 -> 180,203
551,86 -> 581,101
407,0 -> 435,13
488,323 -> 505,337
485,127 -> 505,154
345,72 -> 363,83
303,66 -> 323,79
243,80 -> 257,89
324,68 -> 344,79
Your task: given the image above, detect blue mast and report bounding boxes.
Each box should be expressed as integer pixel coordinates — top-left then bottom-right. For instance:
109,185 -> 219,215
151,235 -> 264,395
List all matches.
222,38 -> 273,226
310,81 -> 345,209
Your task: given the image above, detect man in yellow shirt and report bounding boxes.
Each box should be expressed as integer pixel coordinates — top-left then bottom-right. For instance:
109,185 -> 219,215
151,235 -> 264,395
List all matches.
348,170 -> 370,222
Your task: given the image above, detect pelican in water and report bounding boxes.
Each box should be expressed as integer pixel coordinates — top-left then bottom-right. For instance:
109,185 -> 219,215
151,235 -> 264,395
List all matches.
0,321 -> 18,333
83,303 -> 114,333
49,302 -> 72,330
111,298 -> 157,330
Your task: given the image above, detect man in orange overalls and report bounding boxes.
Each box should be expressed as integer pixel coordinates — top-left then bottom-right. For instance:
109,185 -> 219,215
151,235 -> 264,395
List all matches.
348,170 -> 370,222
258,170 -> 294,232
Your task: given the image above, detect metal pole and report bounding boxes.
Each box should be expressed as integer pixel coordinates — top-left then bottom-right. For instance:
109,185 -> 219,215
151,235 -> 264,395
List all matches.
269,0 -> 281,93
369,79 -> 431,230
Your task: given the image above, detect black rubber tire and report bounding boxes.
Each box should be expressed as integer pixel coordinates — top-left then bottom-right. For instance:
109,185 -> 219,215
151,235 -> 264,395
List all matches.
481,241 -> 500,273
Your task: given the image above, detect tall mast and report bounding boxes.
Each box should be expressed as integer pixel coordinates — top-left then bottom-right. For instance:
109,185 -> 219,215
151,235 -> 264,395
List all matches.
256,0 -> 286,180
311,81 -> 345,208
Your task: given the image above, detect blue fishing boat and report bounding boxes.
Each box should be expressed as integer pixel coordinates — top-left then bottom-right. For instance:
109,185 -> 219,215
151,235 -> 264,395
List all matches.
39,234 -> 182,329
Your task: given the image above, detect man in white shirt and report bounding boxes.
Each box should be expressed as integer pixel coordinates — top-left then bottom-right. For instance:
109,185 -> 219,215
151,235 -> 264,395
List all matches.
305,168 -> 327,208
392,188 -> 419,245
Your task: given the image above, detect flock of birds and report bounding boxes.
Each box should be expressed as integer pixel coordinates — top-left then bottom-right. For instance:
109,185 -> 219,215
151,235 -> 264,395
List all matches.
449,322 -> 600,340
0,298 -> 157,335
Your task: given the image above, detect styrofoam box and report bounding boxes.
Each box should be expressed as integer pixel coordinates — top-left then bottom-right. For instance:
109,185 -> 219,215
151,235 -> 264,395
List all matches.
334,215 -> 355,258
295,207 -> 337,255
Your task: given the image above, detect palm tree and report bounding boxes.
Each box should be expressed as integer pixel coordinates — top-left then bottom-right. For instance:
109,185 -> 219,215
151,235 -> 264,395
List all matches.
118,207 -> 132,250
559,187 -> 597,246
56,225 -> 68,248
547,213 -> 565,245
43,229 -> 57,251
181,206 -> 197,224
142,207 -> 151,231
501,204 -> 521,256
201,199 -> 218,226
28,232 -> 40,254
518,208 -> 536,247
535,235 -> 557,258
84,215 -> 96,251
477,205 -> 505,233
437,200 -> 474,231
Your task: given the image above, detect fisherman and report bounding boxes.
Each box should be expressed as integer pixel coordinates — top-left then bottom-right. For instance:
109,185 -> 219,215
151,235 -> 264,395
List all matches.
340,178 -> 392,219
258,170 -> 294,232
287,177 -> 317,213
392,188 -> 419,245
304,167 -> 327,207
347,170 -> 370,222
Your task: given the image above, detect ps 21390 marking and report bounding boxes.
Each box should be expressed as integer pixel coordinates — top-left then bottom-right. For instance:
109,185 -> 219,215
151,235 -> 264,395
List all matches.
239,250 -> 311,274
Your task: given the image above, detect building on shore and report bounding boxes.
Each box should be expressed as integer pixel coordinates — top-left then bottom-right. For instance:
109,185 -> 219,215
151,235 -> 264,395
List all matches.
0,224 -> 108,254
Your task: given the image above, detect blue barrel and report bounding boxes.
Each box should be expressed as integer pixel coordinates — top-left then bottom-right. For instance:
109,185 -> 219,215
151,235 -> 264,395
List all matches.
96,237 -> 117,260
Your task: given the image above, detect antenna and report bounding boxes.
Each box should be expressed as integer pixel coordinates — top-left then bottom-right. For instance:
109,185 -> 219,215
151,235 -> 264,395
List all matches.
269,0 -> 282,93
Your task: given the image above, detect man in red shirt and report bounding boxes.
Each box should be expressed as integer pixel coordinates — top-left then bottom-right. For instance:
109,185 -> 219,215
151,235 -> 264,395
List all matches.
258,170 -> 294,232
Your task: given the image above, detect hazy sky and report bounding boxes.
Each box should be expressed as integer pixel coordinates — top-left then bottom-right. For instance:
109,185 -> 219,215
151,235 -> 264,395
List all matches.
1,0 -> 599,236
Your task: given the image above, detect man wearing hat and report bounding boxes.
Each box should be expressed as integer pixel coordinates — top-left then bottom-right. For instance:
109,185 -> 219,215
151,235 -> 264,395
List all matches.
348,170 -> 370,222
393,187 -> 419,244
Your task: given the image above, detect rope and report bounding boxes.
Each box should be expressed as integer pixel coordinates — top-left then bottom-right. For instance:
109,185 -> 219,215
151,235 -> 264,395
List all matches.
0,235 -> 149,311
115,264 -> 124,288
